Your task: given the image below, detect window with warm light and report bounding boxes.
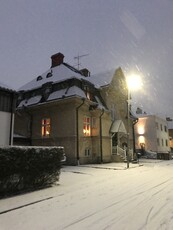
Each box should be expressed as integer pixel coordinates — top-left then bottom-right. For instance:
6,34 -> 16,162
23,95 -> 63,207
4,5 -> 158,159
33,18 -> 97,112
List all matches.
41,118 -> 51,137
83,116 -> 91,136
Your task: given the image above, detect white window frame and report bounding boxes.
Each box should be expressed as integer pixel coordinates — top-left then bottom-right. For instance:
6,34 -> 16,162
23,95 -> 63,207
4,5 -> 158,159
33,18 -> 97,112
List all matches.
85,148 -> 91,157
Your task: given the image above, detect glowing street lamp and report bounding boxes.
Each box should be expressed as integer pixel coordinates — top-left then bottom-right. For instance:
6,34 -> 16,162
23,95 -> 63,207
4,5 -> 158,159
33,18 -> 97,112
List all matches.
126,74 -> 142,168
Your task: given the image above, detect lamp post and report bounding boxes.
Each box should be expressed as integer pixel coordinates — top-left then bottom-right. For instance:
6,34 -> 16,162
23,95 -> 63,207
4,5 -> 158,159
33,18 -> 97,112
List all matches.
126,88 -> 130,168
126,74 -> 142,168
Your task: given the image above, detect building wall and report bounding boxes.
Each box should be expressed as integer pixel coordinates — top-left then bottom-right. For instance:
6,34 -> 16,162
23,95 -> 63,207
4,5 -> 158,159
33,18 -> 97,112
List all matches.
135,115 -> 170,153
0,111 -> 11,146
14,97 -> 112,165
169,129 -> 173,150
99,68 -> 133,152
14,110 -> 31,138
77,104 -> 112,164
0,88 -> 16,146
155,116 -> 170,153
29,99 -> 77,165
14,68 -> 129,164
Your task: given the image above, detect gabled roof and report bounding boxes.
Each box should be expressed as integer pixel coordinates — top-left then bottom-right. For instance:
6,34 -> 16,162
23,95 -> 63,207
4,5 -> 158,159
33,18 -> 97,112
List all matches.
110,120 -> 127,134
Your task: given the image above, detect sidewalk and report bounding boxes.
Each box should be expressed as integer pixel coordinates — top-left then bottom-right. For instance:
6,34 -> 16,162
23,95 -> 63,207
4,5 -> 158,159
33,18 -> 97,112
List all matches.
80,161 -> 143,170
79,158 -> 164,170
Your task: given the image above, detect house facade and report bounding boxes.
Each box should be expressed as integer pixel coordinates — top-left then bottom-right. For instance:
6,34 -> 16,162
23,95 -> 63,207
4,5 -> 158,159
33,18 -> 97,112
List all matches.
134,114 -> 170,153
0,82 -> 17,146
166,118 -> 173,152
14,52 -> 134,165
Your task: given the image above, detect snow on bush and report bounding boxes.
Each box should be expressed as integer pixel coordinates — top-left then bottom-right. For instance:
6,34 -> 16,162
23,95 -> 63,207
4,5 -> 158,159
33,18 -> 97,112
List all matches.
0,146 -> 64,198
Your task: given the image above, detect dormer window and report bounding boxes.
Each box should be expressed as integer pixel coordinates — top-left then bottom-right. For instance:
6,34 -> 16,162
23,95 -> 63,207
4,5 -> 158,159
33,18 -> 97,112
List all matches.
46,72 -> 52,78
37,76 -> 43,81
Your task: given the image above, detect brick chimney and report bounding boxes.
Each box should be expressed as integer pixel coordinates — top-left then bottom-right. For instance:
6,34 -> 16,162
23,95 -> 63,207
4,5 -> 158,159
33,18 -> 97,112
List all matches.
51,52 -> 64,68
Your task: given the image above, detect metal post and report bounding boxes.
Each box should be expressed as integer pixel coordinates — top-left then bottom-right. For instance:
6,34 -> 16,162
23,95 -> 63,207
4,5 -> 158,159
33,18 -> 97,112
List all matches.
99,109 -> 104,163
127,89 -> 130,168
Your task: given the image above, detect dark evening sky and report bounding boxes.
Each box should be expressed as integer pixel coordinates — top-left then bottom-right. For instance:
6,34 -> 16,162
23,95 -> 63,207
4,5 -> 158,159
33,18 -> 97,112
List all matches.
1,0 -> 173,117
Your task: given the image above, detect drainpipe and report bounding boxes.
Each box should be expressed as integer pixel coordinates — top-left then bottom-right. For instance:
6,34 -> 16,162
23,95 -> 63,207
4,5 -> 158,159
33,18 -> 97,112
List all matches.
9,93 -> 15,145
23,106 -> 33,145
76,98 -> 85,165
132,118 -> 138,160
99,109 -> 104,163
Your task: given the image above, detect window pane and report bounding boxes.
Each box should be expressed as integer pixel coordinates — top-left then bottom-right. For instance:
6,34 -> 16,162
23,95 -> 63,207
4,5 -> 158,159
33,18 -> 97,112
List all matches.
83,116 -> 91,136
42,118 -> 51,137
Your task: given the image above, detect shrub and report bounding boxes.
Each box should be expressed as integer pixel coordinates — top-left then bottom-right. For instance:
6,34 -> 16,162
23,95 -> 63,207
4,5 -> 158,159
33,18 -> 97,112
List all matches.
0,146 -> 64,198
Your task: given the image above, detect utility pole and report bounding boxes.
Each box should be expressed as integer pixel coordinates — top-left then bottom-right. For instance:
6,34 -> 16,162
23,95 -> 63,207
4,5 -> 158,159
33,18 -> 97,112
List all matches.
74,53 -> 89,70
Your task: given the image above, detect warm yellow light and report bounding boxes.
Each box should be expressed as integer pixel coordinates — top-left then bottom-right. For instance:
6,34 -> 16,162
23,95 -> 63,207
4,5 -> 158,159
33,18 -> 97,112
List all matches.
138,126 -> 145,135
83,128 -> 91,136
127,74 -> 142,91
139,136 -> 145,144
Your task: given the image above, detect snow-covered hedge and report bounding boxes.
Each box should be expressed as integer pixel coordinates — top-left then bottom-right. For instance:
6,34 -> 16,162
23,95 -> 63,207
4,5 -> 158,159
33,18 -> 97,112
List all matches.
0,146 -> 64,198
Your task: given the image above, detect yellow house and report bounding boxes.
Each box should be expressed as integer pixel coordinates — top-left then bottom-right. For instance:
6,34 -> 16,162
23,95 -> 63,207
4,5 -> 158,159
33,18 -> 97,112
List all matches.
14,52 -> 134,165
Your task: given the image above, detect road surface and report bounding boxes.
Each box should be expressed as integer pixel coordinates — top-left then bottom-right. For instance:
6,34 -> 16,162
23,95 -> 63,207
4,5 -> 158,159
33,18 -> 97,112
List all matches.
1,160 -> 173,230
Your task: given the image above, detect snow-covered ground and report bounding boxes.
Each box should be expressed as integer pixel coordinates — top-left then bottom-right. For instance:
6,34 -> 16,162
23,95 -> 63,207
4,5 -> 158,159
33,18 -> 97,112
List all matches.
1,160 -> 173,230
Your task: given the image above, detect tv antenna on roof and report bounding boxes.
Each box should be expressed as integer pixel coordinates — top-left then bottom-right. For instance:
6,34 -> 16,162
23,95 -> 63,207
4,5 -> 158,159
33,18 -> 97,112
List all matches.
74,53 -> 89,70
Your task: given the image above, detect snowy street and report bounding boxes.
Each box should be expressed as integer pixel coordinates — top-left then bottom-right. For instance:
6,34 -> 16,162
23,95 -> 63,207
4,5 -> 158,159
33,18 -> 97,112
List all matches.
1,160 -> 173,230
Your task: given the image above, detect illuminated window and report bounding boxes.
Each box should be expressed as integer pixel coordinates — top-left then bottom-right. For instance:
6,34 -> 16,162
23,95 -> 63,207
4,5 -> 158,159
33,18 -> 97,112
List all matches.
83,116 -> 91,136
42,118 -> 50,137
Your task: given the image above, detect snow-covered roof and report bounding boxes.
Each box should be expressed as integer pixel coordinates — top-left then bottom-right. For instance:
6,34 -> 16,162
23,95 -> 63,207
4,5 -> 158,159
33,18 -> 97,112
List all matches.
87,69 -> 115,88
18,63 -> 117,92
18,63 -> 84,92
17,85 -> 106,109
47,86 -> 86,101
18,95 -> 42,108
0,81 -> 16,92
